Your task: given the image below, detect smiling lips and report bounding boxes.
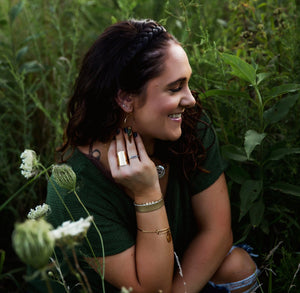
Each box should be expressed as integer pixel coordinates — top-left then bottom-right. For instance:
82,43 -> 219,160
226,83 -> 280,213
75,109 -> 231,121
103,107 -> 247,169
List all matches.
168,113 -> 182,120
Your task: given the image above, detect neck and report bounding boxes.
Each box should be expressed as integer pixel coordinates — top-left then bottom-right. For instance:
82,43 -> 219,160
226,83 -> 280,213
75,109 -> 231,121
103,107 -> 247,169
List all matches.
140,135 -> 155,157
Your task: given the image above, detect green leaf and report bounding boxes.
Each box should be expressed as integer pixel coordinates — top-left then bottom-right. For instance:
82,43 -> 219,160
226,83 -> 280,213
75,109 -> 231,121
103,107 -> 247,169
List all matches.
222,53 -> 256,85
257,72 -> 271,85
9,0 -> 24,24
249,199 -> 265,227
239,180 -> 263,221
244,130 -> 266,159
270,182 -> 300,197
221,145 -> 248,162
226,165 -> 250,184
267,148 -> 300,161
266,84 -> 300,99
264,93 -> 299,124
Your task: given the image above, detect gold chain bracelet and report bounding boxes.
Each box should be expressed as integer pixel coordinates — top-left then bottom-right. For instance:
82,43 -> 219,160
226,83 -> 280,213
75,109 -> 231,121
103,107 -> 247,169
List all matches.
137,227 -> 172,242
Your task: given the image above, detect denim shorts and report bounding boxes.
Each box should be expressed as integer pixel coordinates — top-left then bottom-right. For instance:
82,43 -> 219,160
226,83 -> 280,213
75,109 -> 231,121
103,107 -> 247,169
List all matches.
201,244 -> 260,293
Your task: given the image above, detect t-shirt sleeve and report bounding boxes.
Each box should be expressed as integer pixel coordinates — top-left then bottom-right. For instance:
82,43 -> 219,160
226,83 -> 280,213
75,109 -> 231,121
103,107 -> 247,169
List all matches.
46,153 -> 136,258
189,112 -> 228,195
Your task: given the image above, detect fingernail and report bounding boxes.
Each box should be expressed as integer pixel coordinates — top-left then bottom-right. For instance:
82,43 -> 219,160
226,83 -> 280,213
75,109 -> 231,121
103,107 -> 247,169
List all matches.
127,126 -> 132,137
116,128 -> 120,134
133,132 -> 137,138
124,127 -> 128,133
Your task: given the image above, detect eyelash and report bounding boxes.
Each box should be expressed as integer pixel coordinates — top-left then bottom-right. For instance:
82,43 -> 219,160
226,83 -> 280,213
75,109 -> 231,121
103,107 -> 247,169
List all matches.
169,86 -> 182,93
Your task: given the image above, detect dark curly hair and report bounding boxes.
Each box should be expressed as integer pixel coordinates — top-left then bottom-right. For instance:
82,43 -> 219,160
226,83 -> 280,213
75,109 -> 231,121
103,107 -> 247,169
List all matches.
58,19 -> 211,176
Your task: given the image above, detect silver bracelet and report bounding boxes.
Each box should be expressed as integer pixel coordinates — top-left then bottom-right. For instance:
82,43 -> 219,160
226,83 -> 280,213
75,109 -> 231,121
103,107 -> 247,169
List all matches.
134,197 -> 164,213
134,197 -> 163,207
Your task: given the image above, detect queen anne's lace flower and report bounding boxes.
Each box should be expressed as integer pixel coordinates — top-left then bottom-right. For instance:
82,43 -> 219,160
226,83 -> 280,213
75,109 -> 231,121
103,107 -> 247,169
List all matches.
50,216 -> 93,247
121,287 -> 133,293
20,149 -> 39,179
52,164 -> 77,191
12,219 -> 54,269
27,203 -> 51,220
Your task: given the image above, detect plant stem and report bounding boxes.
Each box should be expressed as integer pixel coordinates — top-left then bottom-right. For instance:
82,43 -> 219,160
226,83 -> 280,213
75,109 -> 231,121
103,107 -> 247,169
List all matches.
254,85 -> 264,131
42,269 -> 53,293
73,190 -> 106,288
72,247 -> 92,293
0,166 -> 51,211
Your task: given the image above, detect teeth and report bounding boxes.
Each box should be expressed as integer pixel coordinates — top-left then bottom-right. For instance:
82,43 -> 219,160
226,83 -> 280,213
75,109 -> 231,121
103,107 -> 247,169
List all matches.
168,113 -> 181,118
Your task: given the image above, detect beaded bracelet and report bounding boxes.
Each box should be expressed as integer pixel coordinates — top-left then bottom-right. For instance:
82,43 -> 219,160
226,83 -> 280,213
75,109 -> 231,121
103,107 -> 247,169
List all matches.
134,197 -> 164,213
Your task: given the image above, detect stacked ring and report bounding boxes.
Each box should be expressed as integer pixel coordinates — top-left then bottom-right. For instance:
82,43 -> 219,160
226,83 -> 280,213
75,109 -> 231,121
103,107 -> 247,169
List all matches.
129,155 -> 139,160
117,151 -> 128,167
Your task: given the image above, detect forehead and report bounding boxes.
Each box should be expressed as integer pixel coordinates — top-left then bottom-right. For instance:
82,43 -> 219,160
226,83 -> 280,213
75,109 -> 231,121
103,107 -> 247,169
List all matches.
150,42 -> 192,86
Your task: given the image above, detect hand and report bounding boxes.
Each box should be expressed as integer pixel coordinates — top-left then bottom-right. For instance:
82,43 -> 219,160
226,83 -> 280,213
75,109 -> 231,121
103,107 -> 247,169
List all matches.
108,128 -> 161,201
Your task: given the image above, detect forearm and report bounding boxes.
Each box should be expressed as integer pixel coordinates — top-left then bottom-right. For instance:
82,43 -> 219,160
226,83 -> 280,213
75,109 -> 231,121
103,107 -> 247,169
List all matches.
135,203 -> 174,292
172,229 -> 233,293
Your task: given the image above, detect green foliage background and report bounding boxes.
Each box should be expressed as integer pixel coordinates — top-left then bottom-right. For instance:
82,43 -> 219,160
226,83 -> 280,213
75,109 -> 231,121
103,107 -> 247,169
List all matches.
0,0 -> 299,292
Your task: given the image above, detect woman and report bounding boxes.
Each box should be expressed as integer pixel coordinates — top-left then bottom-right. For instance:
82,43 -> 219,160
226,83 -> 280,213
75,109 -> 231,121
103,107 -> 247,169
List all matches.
46,19 -> 259,292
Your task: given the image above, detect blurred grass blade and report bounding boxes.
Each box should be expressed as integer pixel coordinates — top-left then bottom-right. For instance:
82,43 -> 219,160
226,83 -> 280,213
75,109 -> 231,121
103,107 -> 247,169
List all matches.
270,182 -> 300,197
202,89 -> 249,99
264,93 -> 299,124
19,60 -> 43,74
244,130 -> 266,159
222,53 -> 256,85
16,46 -> 28,63
0,249 -> 5,275
9,0 -> 24,24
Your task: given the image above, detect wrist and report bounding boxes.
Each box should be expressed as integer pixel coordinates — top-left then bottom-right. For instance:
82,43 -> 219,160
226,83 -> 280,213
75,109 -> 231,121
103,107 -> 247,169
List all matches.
134,196 -> 164,213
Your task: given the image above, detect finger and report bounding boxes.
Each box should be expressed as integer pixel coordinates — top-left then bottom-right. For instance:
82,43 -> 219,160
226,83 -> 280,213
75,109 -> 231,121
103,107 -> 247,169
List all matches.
124,127 -> 140,162
107,139 -> 118,175
115,128 -> 126,152
133,132 -> 150,162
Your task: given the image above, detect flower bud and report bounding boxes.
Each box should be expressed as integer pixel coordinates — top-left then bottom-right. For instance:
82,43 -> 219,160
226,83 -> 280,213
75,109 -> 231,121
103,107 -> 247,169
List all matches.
52,164 -> 77,191
12,219 -> 54,269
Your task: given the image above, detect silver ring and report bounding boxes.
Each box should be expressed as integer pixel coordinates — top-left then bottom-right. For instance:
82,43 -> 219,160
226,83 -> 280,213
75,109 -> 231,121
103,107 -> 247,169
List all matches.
129,155 -> 139,160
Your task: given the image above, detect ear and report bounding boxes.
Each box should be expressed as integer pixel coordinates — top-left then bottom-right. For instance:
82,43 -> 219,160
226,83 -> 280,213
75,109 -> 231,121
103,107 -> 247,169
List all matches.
116,90 -> 134,113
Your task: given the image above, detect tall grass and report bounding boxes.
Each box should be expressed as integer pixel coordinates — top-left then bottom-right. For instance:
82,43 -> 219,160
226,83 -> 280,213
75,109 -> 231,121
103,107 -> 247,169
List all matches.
0,0 -> 299,292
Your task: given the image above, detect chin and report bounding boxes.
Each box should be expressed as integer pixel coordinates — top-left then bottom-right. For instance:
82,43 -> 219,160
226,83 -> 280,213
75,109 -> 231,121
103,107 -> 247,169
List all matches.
167,130 -> 182,141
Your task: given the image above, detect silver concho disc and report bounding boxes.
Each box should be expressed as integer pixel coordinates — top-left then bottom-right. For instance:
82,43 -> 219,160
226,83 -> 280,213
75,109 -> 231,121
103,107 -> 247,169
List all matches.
156,165 -> 165,179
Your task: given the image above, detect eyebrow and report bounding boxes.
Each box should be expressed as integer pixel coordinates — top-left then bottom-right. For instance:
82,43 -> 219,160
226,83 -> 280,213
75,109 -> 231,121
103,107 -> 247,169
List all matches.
167,78 -> 187,87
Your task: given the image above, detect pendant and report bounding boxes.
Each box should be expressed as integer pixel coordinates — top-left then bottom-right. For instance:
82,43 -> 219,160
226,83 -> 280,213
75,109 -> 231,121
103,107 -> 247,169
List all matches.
156,165 -> 165,179
166,230 -> 172,242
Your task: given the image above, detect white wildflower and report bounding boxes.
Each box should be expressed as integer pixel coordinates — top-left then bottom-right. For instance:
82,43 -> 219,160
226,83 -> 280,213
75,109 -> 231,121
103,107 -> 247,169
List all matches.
120,287 -> 133,293
12,219 -> 54,269
27,203 -> 51,220
20,149 -> 39,179
50,216 -> 93,247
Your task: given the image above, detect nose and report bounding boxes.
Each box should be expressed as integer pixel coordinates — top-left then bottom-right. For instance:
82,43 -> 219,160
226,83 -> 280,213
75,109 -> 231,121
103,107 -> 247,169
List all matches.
181,87 -> 196,108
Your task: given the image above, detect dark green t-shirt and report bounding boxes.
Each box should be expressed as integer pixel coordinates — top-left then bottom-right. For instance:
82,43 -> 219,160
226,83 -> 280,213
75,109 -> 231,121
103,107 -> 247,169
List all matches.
30,113 -> 227,292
